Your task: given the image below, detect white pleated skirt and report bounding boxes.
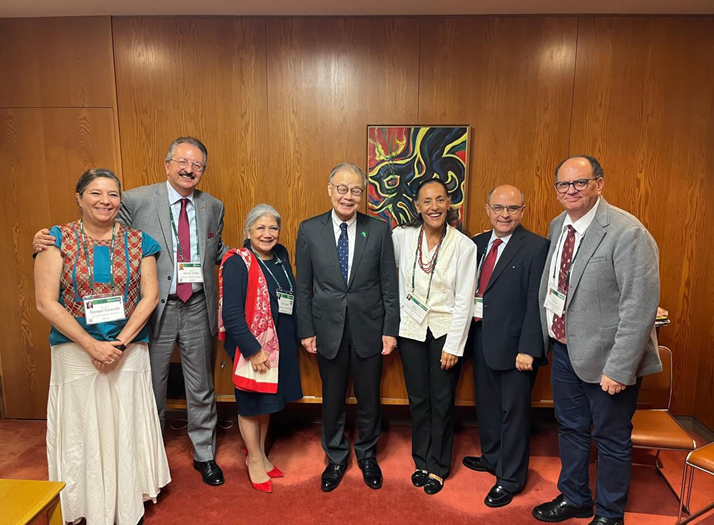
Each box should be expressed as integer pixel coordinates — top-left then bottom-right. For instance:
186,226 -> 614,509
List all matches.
47,341 -> 171,525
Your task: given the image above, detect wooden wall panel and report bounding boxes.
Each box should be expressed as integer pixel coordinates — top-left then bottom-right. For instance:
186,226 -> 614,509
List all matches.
0,108 -> 119,418
418,16 -> 578,404
265,17 -> 420,402
0,17 -> 115,108
568,17 -> 714,426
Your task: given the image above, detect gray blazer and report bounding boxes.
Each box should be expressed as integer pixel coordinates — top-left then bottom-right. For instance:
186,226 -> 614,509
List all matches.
295,211 -> 400,359
538,197 -> 662,385
118,182 -> 229,337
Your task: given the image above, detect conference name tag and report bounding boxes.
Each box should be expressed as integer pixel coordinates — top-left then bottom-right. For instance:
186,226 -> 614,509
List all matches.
544,286 -> 566,316
278,291 -> 294,315
178,262 -> 204,283
83,295 -> 126,325
402,293 -> 429,324
474,297 -> 484,318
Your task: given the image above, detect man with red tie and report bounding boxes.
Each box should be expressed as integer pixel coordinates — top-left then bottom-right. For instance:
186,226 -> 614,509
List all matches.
532,156 -> 661,525
463,185 -> 549,508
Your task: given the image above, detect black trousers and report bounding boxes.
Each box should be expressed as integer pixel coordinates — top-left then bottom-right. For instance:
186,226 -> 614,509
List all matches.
317,315 -> 383,466
472,323 -> 536,492
399,329 -> 462,479
552,340 -> 642,519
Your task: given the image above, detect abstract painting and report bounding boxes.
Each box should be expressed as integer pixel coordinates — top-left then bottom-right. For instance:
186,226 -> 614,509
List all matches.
367,126 -> 470,228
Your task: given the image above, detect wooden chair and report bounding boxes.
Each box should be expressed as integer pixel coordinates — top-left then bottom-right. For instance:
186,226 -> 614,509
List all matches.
631,345 -> 696,505
676,441 -> 714,524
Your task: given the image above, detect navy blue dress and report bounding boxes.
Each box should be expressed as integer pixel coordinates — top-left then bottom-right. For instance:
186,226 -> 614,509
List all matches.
221,243 -> 303,417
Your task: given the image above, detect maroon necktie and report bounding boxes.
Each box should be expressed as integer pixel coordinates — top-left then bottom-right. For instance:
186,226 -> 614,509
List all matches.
551,225 -> 576,342
474,238 -> 502,321
176,198 -> 193,302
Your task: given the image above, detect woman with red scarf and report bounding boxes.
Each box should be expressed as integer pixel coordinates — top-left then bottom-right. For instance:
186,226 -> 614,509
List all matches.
218,204 -> 302,493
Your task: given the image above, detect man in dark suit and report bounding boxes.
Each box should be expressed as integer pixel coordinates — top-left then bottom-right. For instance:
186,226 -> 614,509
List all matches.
296,162 -> 399,492
462,185 -> 549,507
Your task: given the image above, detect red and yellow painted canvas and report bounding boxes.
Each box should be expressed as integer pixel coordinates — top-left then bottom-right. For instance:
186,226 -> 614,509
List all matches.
367,126 -> 470,228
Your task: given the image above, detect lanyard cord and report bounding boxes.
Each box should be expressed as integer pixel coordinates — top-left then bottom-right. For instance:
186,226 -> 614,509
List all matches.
251,248 -> 293,293
410,225 -> 447,302
80,220 -> 117,294
551,226 -> 586,285
474,246 -> 490,295
169,200 -> 200,261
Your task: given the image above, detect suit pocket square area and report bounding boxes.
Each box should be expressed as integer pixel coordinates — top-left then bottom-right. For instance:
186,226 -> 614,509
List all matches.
207,232 -> 216,239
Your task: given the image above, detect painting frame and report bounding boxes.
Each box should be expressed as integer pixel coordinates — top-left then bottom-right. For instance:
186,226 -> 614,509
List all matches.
366,125 -> 471,229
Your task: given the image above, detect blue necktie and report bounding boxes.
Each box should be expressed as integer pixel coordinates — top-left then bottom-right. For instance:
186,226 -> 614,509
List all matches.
337,222 -> 349,284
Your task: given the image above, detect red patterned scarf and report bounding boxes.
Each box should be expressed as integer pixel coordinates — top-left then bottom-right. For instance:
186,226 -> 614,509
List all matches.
218,248 -> 279,393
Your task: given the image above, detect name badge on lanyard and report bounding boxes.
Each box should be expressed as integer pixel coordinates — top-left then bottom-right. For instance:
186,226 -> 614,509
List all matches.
277,289 -> 294,315
254,249 -> 295,316
79,221 -> 126,325
84,294 -> 126,325
402,293 -> 429,324
178,262 -> 204,283
544,283 -> 567,316
474,297 -> 484,318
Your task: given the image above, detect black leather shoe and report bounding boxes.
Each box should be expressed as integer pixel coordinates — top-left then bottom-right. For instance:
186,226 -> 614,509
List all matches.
589,517 -> 624,525
358,457 -> 383,489
411,469 -> 428,487
193,459 -> 225,486
462,455 -> 495,474
321,463 -> 346,492
532,495 -> 594,522
424,476 -> 444,495
485,484 -> 516,508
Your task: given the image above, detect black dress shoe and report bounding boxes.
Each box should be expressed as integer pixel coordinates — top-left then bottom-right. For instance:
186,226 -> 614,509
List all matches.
411,469 -> 428,487
424,476 -> 444,495
485,484 -> 516,508
321,463 -> 346,492
532,495 -> 594,522
462,455 -> 495,474
193,459 -> 225,486
358,457 -> 383,489
589,516 -> 624,525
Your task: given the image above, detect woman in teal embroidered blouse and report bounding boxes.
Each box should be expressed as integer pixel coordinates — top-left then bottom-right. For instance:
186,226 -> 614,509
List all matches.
34,168 -> 170,525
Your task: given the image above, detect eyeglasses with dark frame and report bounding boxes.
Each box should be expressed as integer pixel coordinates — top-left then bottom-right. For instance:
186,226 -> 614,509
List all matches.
487,204 -> 525,215
170,158 -> 206,173
330,183 -> 365,197
554,177 -> 600,194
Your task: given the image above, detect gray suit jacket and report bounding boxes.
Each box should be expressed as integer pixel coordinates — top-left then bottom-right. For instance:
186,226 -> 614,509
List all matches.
118,182 -> 229,337
538,197 -> 662,385
295,211 -> 400,359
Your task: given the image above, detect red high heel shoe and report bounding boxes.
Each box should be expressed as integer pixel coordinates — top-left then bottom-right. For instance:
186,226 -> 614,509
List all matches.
243,448 -> 284,479
245,457 -> 272,493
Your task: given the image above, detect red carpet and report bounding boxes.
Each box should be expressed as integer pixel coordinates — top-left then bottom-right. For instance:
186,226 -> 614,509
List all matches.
1,415 -> 713,524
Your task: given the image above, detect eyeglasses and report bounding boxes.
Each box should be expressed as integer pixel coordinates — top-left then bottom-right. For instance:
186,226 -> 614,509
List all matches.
554,178 -> 600,194
330,183 -> 364,197
170,158 -> 206,173
488,204 -> 524,215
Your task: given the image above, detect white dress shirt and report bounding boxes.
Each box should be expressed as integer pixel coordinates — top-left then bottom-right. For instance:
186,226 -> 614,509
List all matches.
546,197 -> 601,337
167,181 -> 202,294
392,225 -> 478,356
331,210 -> 357,282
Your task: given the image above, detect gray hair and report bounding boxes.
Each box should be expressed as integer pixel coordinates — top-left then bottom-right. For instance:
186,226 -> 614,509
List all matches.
76,168 -> 121,197
555,155 -> 604,181
329,162 -> 367,187
487,186 -> 525,205
244,204 -> 282,238
165,136 -> 208,167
